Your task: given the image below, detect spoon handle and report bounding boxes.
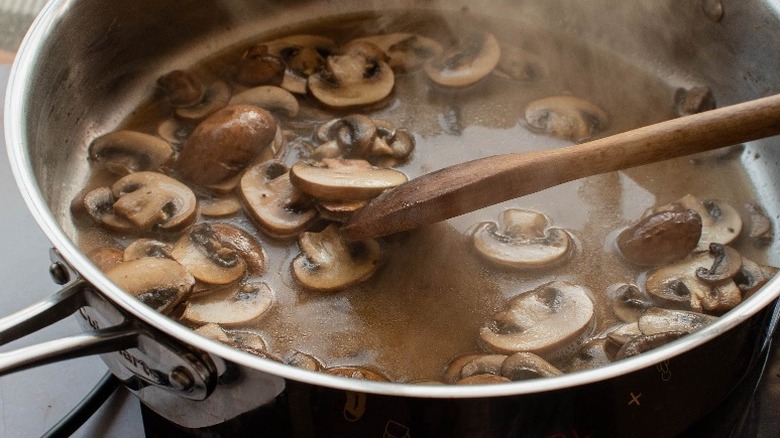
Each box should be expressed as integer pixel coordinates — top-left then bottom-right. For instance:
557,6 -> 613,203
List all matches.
344,93 -> 780,239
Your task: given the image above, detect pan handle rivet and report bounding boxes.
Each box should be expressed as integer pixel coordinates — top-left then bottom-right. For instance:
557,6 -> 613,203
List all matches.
49,262 -> 70,285
169,366 -> 195,391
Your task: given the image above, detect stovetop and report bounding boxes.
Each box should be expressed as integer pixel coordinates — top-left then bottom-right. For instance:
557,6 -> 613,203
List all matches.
0,7 -> 777,436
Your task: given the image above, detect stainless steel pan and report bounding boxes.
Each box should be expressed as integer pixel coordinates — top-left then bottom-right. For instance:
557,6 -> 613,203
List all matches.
4,0 -> 780,435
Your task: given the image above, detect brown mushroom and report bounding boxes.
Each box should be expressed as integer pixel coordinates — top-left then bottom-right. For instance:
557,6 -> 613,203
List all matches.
674,86 -> 716,117
456,374 -> 511,385
308,49 -> 395,108
637,307 -> 718,336
88,130 -> 174,175
177,104 -> 278,186
105,258 -> 195,314
171,223 -> 247,285
239,161 -> 318,238
472,209 -> 572,269
292,224 -> 381,292
199,195 -> 243,218
326,366 -> 389,381
615,331 -> 687,360
424,31 -> 501,87
609,283 -> 654,323
235,44 -> 286,87
287,351 -> 324,372
182,280 -> 274,326
745,203 -> 773,247
480,281 -> 595,360
157,70 -> 205,108
175,80 -> 231,120
616,205 -> 702,266
525,96 -> 609,142
458,354 -> 508,380
229,85 -> 299,118
71,187 -> 134,232
209,223 -> 266,275
313,115 -> 377,159
86,247 -> 124,272
111,171 -> 197,232
290,158 -> 408,201
735,258 -> 779,298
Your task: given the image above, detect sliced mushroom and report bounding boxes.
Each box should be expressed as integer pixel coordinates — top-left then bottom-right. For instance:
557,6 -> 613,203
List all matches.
263,35 -> 336,76
290,158 -> 408,201
424,31 -> 501,87
157,70 -> 205,108
606,322 -> 643,346
171,223 -> 247,284
495,45 -> 544,83
209,223 -> 266,275
123,238 -> 173,261
308,49 -> 395,108
525,96 -> 608,142
157,119 -> 191,147
565,338 -> 618,372
326,366 -> 389,381
88,130 -> 174,175
287,351 -> 324,372
224,328 -> 276,358
616,205 -> 702,266
352,33 -> 443,71
673,194 -> 742,250
695,243 -> 742,283
316,199 -> 367,223
292,224 -> 381,292
745,203 -> 773,247
182,280 -> 274,326
615,331 -> 687,360
86,247 -> 124,272
456,374 -> 511,385
609,283 -> 654,323
644,249 -> 743,313
175,80 -> 231,120
735,258 -> 779,298
111,172 -> 197,232
194,322 -> 232,343
480,281 -> 595,360
71,187 -> 134,232
235,44 -> 286,87
314,115 -> 377,159
371,120 -> 415,166
500,352 -> 562,380
459,354 -> 508,379
239,161 -> 318,238
105,258 -> 195,314
177,104 -> 278,186
229,85 -> 299,118
674,86 -> 716,117
199,195 -> 243,218
637,307 -> 717,336
472,209 -> 572,269
443,353 -> 488,384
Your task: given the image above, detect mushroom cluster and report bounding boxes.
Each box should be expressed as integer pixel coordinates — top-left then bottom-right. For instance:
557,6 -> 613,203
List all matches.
71,18 -> 778,385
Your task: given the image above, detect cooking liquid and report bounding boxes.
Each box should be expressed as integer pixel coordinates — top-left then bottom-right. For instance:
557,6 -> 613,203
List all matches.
74,11 -> 774,382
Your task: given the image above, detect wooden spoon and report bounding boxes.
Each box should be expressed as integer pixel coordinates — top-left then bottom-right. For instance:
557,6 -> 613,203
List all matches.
343,93 -> 780,240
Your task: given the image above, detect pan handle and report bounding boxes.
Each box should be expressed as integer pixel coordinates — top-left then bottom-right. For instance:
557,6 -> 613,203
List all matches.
0,268 -> 139,375
0,249 -> 217,401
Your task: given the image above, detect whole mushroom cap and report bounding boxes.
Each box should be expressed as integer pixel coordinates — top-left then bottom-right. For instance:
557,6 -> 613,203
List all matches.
177,104 -> 278,186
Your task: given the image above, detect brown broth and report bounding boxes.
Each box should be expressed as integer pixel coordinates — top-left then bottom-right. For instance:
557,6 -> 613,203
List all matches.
74,11 -> 772,383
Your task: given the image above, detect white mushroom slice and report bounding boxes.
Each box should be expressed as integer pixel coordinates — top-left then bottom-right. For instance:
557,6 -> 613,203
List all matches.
105,258 -> 195,314
317,199 -> 367,223
353,33 -> 443,71
525,96 -> 609,142
157,119 -> 191,146
86,247 -> 124,272
424,31 -> 501,87
240,161 -> 317,238
280,70 -> 309,94
637,307 -> 717,336
182,280 -> 274,326
209,223 -> 266,275
326,366 -> 389,382
744,203 -> 773,247
566,338 -> 618,372
73,187 -> 134,232
456,374 -> 511,385
172,223 -> 247,285
606,322 -> 643,346
234,45 -> 286,87
500,352 -> 562,380
644,248 -> 743,313
315,115 -> 378,159
736,258 -> 779,299
459,354 -> 508,379
199,195 -> 243,218
262,35 -> 336,74
194,322 -> 232,343
480,281 -> 595,360
157,70 -> 205,108
292,224 -> 381,292
225,329 -> 274,358
290,158 -> 408,201
229,85 -> 299,117
88,130 -> 174,175
111,171 -> 197,232
123,238 -> 173,261
288,351 -> 324,372
472,209 -> 572,269
443,353 -> 485,384
308,52 -> 395,108
673,194 -> 742,250
609,283 -> 654,323
175,80 -> 231,120
615,331 -> 687,360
